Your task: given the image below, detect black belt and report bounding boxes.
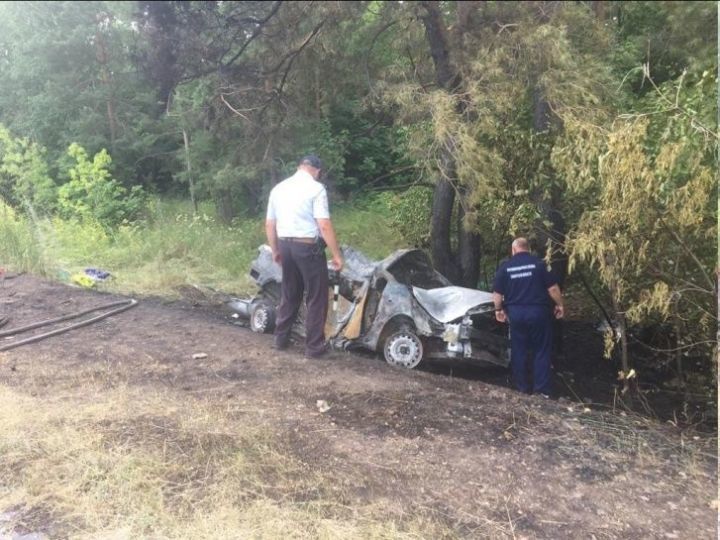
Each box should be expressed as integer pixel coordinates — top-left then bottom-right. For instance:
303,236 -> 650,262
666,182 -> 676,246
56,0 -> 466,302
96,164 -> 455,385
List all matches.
279,237 -> 315,244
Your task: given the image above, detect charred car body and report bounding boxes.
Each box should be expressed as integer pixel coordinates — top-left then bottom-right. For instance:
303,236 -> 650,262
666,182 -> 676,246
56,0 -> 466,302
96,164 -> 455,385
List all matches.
230,245 -> 509,369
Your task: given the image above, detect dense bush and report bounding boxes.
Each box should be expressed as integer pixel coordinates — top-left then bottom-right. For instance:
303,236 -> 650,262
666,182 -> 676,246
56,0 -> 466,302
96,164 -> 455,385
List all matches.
375,186 -> 433,249
0,124 -> 56,213
57,144 -> 145,228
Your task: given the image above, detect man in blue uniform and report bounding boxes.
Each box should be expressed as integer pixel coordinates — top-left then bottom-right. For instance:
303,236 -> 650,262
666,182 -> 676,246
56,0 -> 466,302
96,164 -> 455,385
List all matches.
492,237 -> 564,396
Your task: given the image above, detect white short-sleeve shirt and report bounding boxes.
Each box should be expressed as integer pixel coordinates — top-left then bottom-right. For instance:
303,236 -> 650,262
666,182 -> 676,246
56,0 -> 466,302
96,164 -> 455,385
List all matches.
266,169 -> 330,238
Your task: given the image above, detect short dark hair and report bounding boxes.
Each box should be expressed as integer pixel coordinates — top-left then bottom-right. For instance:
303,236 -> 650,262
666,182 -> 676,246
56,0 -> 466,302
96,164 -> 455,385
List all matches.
299,154 -> 322,169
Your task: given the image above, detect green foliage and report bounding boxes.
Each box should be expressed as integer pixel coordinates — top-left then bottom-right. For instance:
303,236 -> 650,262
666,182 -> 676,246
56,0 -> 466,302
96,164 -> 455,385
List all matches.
0,199 -> 43,273
614,1 -> 716,92
290,117 -> 349,185
326,101 -> 416,197
57,144 -> 145,228
0,1 -> 182,193
46,199 -> 266,296
555,93 -> 716,358
642,69 -> 717,166
0,124 -> 56,213
374,187 -> 434,249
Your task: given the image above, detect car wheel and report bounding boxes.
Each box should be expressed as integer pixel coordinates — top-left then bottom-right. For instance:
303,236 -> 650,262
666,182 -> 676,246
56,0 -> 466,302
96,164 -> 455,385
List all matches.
383,329 -> 423,369
249,302 -> 275,334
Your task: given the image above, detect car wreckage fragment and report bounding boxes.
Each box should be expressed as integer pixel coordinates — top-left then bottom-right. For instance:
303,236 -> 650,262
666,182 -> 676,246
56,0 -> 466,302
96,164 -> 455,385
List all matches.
229,245 -> 509,369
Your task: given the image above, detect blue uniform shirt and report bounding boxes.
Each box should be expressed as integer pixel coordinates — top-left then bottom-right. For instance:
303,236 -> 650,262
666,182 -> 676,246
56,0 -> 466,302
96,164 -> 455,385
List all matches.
493,252 -> 557,307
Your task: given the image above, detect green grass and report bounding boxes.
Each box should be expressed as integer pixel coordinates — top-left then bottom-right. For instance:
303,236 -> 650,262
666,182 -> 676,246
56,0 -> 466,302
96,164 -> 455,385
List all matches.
332,199 -> 406,260
0,197 -> 408,298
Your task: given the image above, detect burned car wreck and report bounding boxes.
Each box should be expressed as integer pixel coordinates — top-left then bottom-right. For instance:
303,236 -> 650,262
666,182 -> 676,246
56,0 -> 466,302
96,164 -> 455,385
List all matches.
230,245 -> 509,369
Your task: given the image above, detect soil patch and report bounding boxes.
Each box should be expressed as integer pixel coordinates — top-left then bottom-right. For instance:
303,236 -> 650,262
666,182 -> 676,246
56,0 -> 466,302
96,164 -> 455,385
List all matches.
0,275 -> 715,539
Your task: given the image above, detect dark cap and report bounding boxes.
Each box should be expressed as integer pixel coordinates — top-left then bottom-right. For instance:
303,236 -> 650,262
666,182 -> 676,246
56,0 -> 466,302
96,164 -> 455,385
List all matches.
299,154 -> 322,170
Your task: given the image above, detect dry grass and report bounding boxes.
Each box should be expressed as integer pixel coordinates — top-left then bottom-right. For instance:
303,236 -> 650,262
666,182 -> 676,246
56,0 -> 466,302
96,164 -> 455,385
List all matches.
0,376 -> 456,539
504,398 -> 716,488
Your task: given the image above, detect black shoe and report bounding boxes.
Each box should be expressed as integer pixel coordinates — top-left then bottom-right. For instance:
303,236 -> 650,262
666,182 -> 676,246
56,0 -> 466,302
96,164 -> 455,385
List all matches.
305,344 -> 330,359
272,336 -> 290,351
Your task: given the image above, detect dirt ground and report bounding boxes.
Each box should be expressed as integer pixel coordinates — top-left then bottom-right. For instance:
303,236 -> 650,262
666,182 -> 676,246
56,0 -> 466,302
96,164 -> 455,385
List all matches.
0,275 -> 716,539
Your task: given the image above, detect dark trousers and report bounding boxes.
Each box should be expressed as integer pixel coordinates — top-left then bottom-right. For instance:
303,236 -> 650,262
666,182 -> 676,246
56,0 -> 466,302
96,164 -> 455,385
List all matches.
506,305 -> 553,394
274,240 -> 328,355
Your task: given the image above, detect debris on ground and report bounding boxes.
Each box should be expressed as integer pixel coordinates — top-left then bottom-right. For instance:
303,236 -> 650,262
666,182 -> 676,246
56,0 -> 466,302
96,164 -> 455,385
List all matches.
84,268 -> 111,281
70,273 -> 96,288
316,399 -> 331,413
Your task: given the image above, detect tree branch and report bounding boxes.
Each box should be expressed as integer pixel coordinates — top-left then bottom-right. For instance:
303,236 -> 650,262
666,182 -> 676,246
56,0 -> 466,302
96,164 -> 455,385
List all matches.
259,19 -> 325,117
261,19 -> 325,77
366,181 -> 435,193
220,94 -> 253,122
658,216 -> 715,291
223,1 -> 282,68
364,19 -> 400,93
364,165 -> 418,188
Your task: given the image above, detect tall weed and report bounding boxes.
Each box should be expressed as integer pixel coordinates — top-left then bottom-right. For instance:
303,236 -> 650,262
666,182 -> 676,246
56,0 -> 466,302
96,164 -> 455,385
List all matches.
0,196 -> 406,296
0,201 -> 48,274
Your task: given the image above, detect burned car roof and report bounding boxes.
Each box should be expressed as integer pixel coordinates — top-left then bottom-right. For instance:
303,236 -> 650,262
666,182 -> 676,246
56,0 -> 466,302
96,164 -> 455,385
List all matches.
251,244 -> 492,320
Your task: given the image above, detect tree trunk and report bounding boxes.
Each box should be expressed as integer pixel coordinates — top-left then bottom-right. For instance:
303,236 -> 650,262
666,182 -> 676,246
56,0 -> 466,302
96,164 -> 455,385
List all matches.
182,128 -> 197,215
532,86 -> 551,133
618,313 -> 630,394
591,0 -> 606,21
422,1 -> 459,282
421,1 -> 480,285
216,190 -> 235,224
430,179 -> 459,282
420,1 -> 456,89
315,63 -> 322,118
458,223 -> 481,287
95,15 -> 117,146
458,190 -> 481,287
531,86 -> 568,283
610,286 -> 631,395
140,1 -> 180,109
537,200 -> 568,285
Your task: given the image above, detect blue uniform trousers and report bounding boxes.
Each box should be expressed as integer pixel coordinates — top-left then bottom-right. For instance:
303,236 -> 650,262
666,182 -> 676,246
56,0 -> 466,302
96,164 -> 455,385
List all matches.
506,305 -> 553,394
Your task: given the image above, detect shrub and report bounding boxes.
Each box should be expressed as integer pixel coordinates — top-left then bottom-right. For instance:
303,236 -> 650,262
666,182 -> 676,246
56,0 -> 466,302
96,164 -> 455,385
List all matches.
0,198 -> 48,273
0,124 -> 56,213
57,143 -> 145,228
377,186 -> 433,249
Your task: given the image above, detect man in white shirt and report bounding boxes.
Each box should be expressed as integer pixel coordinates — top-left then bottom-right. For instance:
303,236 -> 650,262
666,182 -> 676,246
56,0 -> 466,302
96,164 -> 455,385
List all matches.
265,155 -> 344,358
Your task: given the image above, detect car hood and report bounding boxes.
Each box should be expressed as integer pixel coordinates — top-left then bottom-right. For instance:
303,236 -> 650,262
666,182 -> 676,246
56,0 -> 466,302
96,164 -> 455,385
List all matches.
412,286 -> 494,323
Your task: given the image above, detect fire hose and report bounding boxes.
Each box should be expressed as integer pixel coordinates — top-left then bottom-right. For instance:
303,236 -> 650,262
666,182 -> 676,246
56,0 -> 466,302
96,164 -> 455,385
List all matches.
0,298 -> 138,352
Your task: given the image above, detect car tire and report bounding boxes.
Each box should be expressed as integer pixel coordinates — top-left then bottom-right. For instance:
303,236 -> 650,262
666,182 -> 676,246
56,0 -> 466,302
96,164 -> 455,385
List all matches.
383,328 -> 424,369
249,301 -> 276,334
